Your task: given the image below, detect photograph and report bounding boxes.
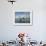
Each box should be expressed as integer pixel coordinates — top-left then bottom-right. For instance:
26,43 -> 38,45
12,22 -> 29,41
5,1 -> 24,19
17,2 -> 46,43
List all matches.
15,12 -> 30,23
15,10 -> 32,26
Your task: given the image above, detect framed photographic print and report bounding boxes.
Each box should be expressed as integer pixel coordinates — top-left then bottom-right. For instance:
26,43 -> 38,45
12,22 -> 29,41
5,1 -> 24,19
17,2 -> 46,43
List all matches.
14,10 -> 33,26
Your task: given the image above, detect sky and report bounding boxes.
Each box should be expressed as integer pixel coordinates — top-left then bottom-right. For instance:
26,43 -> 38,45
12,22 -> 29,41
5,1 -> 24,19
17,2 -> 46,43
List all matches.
15,12 -> 30,16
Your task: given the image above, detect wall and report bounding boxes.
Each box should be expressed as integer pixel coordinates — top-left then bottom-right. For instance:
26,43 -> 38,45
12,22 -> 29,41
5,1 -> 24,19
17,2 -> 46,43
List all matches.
0,0 -> 46,42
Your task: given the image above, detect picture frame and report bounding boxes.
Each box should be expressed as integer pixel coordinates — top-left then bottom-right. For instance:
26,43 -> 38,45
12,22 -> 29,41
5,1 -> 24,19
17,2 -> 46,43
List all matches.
14,10 -> 33,26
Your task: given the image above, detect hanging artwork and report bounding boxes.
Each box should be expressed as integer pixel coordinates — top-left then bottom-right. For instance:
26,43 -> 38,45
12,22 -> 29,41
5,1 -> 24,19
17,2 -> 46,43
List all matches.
14,10 -> 33,26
